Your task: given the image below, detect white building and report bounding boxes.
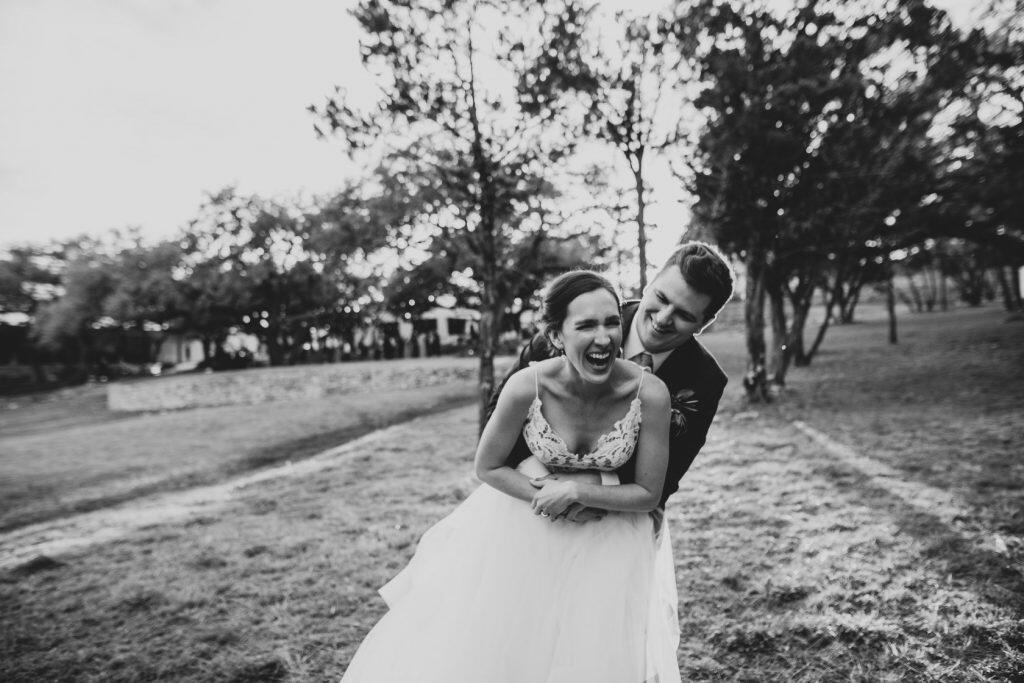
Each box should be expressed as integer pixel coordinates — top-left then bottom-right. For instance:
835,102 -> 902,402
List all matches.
419,306 -> 480,347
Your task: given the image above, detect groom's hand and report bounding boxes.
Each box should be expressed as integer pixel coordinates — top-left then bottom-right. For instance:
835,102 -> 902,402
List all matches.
529,478 -> 580,519
563,503 -> 605,524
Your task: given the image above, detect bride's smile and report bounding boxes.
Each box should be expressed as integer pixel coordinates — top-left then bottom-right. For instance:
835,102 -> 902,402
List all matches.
550,288 -> 622,385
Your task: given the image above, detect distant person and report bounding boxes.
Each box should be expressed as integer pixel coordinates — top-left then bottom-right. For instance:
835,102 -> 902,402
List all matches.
341,271 -> 681,682
489,240 -> 735,529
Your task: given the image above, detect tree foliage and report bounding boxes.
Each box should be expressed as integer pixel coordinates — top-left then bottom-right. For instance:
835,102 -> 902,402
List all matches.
311,0 -> 597,423
519,1 -> 687,290
676,0 -> 1005,387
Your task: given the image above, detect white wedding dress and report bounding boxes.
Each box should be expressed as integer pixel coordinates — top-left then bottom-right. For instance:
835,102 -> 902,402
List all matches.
341,368 -> 681,683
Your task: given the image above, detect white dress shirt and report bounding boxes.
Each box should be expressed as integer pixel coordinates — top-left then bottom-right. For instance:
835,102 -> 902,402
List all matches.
622,317 -> 671,373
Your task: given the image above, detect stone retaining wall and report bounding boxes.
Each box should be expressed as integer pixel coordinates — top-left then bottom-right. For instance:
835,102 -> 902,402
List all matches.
107,357 -> 513,412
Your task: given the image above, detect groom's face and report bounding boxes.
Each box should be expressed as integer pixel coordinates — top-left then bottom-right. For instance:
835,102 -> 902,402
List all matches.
635,268 -> 712,354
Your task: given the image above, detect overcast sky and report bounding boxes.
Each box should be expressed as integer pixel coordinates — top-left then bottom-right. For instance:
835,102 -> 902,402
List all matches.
0,0 -> 979,254
0,0 -> 372,248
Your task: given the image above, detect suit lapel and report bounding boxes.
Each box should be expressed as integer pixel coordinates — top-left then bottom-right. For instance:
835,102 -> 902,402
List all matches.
655,338 -> 698,392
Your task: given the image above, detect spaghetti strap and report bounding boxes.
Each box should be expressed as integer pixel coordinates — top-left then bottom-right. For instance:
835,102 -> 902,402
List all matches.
533,366 -> 540,400
635,366 -> 646,399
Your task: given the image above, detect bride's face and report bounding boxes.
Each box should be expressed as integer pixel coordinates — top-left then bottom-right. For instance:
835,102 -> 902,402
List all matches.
552,288 -> 622,384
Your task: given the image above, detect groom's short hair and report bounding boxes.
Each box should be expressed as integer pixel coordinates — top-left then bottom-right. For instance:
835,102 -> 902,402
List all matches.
658,241 -> 734,323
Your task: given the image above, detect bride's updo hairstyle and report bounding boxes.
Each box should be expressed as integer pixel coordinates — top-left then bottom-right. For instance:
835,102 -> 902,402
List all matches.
539,270 -> 620,339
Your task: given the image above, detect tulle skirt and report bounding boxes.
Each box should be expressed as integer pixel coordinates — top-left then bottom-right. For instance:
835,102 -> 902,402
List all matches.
340,479 -> 681,683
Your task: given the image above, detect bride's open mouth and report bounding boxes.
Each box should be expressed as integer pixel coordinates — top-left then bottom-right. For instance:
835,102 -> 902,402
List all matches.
584,349 -> 613,371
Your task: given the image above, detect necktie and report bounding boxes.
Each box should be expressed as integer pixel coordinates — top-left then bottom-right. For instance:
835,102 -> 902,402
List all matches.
629,351 -> 654,372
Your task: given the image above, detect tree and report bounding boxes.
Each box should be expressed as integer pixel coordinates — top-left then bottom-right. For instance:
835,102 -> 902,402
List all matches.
103,237 -> 189,332
922,3 -> 1024,309
0,245 -> 61,317
519,1 -> 688,290
678,0 -> 973,387
182,188 -> 340,366
312,0 -> 589,425
32,243 -> 118,369
0,244 -> 65,379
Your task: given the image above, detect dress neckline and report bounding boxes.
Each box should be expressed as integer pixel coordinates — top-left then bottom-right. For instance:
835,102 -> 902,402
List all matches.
526,362 -> 646,462
528,395 -> 641,459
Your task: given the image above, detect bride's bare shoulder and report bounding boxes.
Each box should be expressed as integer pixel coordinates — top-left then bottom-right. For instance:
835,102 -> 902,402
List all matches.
638,371 -> 669,409
502,363 -> 542,401
529,356 -> 563,377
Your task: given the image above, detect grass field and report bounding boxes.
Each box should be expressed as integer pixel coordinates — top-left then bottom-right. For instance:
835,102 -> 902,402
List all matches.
0,382 -> 480,531
1,303 -> 1022,681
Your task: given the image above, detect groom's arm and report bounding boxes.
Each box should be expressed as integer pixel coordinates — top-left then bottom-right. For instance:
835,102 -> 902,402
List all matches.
658,378 -> 726,507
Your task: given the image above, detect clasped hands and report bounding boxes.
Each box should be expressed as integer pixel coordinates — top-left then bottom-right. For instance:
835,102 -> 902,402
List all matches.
529,475 -> 605,524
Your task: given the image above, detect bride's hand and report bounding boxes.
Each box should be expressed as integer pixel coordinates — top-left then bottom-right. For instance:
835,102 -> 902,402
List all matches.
529,478 -> 580,519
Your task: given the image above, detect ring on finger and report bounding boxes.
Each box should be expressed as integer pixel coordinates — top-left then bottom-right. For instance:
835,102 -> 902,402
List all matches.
540,511 -> 550,517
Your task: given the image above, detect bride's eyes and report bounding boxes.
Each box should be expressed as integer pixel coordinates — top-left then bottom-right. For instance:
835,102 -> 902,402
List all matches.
574,318 -> 621,330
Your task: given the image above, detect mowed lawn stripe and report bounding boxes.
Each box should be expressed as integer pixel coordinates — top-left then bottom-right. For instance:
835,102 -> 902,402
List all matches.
671,415 -> 1023,680
793,419 -> 1023,560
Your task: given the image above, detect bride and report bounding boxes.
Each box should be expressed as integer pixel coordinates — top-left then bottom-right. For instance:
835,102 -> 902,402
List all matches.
341,271 -> 681,683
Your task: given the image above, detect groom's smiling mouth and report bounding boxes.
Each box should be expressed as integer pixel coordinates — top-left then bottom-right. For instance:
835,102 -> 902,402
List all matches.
648,318 -> 674,337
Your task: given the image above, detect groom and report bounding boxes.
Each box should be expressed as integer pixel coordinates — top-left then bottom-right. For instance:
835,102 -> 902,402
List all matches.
486,241 -> 735,524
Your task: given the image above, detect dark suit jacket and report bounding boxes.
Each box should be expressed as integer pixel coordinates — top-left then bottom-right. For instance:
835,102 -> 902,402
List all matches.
485,301 -> 728,508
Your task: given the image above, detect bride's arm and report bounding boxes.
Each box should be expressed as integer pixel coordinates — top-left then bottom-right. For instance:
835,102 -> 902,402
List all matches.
530,376 -> 671,515
474,369 -> 549,504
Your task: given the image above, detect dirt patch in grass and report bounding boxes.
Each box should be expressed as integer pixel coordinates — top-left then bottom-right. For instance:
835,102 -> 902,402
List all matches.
1,305 -> 1021,681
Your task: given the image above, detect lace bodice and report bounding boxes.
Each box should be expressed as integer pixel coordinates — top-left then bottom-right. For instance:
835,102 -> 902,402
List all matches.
522,365 -> 644,472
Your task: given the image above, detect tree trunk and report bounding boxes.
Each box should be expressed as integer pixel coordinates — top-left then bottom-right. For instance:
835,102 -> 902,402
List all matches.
938,253 -> 949,311
767,277 -> 787,386
476,289 -> 504,433
745,253 -> 770,374
788,291 -> 812,367
1011,265 -> 1024,311
834,280 -> 849,322
840,284 -> 861,323
887,268 -> 898,344
632,159 -> 648,292
266,329 -> 285,366
995,266 -> 1015,312
743,252 -> 769,402
805,284 -> 839,364
832,266 -> 862,324
906,273 -> 923,312
925,265 -> 938,312
29,345 -> 46,385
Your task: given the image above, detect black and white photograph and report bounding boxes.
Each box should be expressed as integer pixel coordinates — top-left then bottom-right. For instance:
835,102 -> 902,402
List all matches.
1,0 -> 1022,680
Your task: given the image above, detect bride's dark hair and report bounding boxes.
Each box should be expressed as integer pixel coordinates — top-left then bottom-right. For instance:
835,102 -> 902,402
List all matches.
540,270 -> 620,337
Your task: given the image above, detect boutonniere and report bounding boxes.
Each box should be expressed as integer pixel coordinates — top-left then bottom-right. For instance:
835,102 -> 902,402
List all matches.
670,388 -> 699,435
